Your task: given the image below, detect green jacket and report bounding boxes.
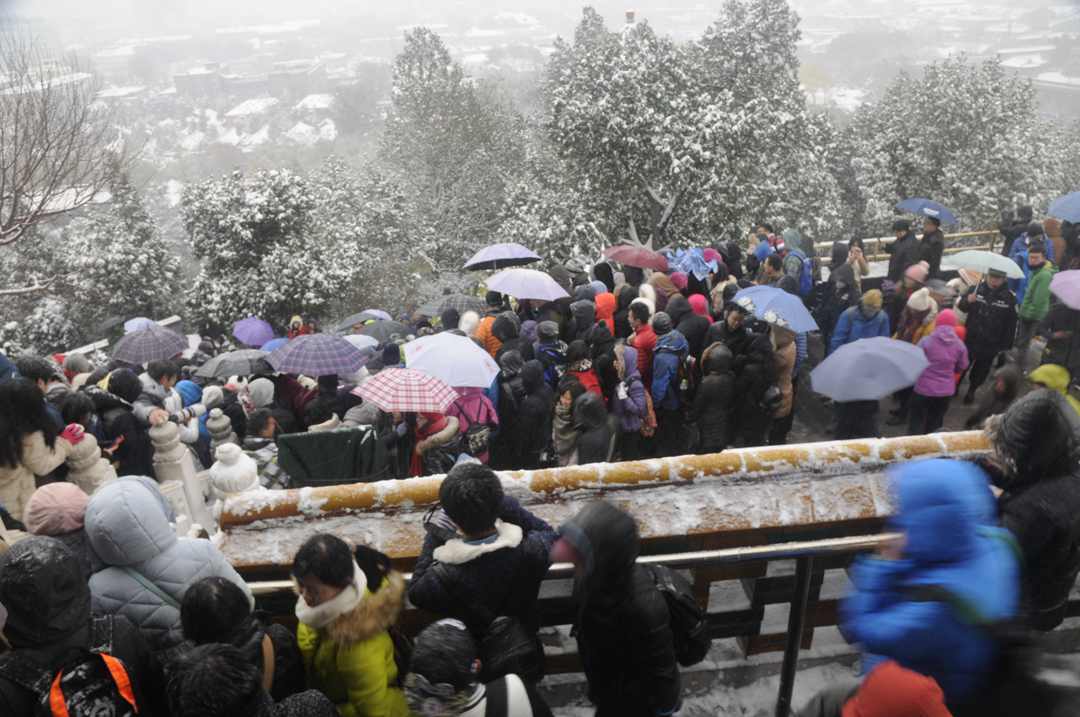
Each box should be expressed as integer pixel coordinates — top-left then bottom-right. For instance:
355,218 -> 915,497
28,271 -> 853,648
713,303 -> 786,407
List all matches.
297,573 -> 409,717
1020,262 -> 1056,322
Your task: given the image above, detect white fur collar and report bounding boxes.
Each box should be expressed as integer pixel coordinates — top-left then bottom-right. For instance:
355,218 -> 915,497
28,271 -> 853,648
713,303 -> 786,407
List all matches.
432,520 -> 523,565
295,561 -> 367,629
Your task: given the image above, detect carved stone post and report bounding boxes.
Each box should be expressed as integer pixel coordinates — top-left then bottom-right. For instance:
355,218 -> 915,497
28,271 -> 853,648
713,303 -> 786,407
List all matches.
65,433 -> 117,495
150,420 -> 215,532
206,408 -> 238,450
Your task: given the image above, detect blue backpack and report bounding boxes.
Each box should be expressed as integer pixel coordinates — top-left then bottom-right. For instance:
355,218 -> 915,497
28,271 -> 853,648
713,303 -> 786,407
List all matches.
788,249 -> 813,297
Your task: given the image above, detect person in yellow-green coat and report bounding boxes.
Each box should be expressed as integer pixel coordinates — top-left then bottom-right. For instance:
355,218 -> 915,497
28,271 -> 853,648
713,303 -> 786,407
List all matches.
1029,363 -> 1080,416
292,534 -> 409,717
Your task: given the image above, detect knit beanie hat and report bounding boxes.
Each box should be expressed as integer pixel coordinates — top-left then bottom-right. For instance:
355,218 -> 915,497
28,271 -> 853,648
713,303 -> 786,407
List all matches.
935,309 -> 957,328
209,443 -> 260,496
201,385 -> 225,410
905,261 -> 929,284
652,312 -> 673,335
24,483 -> 90,536
670,272 -> 689,291
906,287 -> 932,312
842,661 -> 951,717
248,377 -> 274,409
861,289 -> 883,311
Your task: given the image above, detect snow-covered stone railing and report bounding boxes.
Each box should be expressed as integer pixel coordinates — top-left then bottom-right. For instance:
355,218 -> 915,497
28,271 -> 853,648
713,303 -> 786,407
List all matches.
219,431 -> 989,570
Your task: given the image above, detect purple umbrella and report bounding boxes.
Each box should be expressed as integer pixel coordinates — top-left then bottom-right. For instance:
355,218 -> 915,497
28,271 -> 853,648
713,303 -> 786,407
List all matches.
112,324 -> 188,364
233,316 -> 275,347
464,242 -> 541,271
1050,270 -> 1080,310
261,337 -> 288,352
486,268 -> 570,302
267,333 -> 367,377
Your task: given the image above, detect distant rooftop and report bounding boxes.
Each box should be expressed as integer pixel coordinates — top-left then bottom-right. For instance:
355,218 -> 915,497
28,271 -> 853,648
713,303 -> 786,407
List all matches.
97,85 -> 146,99
225,97 -> 280,118
294,93 -> 334,110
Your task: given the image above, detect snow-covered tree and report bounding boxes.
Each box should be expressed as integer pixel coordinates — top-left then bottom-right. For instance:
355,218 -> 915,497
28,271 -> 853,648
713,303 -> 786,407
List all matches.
543,3 -> 843,252
183,169 -> 324,331
380,28 -> 527,265
848,56 -> 1067,231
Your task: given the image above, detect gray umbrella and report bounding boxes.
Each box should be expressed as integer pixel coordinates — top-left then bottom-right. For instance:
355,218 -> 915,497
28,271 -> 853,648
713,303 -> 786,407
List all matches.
416,294 -> 488,317
194,349 -> 274,379
111,325 -> 188,364
358,320 -> 412,344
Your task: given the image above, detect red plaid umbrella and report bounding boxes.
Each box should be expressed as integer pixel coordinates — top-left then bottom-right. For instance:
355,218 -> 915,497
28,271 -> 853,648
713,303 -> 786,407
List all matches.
354,368 -> 458,413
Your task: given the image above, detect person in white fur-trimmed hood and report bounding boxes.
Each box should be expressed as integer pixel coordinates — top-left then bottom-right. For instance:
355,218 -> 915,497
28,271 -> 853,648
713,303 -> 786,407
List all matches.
408,463 -> 556,681
405,618 -> 554,717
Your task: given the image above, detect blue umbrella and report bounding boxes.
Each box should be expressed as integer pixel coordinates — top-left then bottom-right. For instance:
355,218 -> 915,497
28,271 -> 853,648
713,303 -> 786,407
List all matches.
260,337 -> 288,352
895,198 -> 957,225
1048,192 -> 1080,223
733,286 -> 818,332
810,337 -> 929,401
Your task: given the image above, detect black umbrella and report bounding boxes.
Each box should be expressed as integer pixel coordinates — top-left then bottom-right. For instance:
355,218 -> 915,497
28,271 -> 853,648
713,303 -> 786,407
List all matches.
194,349 -> 274,379
358,320 -> 412,344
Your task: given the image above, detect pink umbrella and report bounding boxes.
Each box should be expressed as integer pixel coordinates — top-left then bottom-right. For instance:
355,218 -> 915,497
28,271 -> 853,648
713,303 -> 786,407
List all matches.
603,244 -> 669,271
1050,270 -> 1080,311
354,368 -> 458,413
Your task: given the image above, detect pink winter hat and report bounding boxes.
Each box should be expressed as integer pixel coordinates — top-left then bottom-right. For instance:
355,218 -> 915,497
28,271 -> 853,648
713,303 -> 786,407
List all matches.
905,261 -> 930,284
670,272 -> 689,290
24,483 -> 90,536
936,309 -> 958,328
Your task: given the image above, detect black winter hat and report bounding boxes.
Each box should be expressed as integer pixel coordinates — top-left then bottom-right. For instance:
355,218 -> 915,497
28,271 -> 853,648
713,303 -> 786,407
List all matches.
566,339 -> 590,364
410,620 -> 478,690
108,367 -> 142,403
1017,205 -> 1034,222
440,308 -> 460,330
537,321 -> 559,342
892,219 -> 911,232
652,311 -> 673,335
0,537 -> 90,649
485,291 -> 504,308
991,389 -> 1080,486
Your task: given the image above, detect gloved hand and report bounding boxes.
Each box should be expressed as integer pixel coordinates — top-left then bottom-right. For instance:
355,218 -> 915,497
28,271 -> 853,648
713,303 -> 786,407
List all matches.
616,382 -> 629,400
187,404 -> 208,419
423,508 -> 461,543
149,408 -> 170,426
60,423 -> 85,445
394,422 -> 408,437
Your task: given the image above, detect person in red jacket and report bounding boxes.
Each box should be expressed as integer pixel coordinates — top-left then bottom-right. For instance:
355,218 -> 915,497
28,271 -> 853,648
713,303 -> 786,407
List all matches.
566,340 -> 604,398
628,301 -> 657,388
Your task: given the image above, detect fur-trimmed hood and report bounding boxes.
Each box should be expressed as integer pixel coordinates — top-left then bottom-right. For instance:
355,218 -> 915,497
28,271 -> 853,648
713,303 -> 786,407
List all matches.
324,571 -> 406,645
432,520 -> 523,565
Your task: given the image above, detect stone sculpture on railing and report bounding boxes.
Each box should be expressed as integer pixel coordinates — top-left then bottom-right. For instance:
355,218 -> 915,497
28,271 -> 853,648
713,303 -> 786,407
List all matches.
65,432 -> 117,495
149,420 -> 215,535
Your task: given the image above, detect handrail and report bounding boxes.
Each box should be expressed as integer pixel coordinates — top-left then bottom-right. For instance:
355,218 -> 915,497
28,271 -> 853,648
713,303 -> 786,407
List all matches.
247,532 -> 897,596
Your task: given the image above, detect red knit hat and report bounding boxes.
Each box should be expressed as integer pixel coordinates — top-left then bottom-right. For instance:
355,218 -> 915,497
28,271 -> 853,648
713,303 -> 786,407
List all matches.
842,662 -> 952,717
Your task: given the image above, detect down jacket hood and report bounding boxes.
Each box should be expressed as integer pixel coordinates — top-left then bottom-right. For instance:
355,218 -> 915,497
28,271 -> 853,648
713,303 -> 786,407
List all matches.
702,343 -> 734,375
573,392 -> 608,430
559,501 -> 639,595
991,389 -> 1080,486
570,300 -> 596,326
85,479 -> 176,566
324,572 -> 406,645
666,294 -> 692,325
595,293 -> 616,323
0,536 -> 88,649
492,314 -> 519,342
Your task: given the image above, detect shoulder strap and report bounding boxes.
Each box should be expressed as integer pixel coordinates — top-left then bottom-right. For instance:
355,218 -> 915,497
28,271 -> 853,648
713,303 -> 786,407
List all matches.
485,677 -> 509,717
122,566 -> 181,609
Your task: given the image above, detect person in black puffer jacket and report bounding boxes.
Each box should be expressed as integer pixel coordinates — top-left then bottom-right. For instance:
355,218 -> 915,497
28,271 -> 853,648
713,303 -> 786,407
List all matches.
957,270 -> 1017,403
984,389 -> 1080,630
181,576 -> 305,702
0,536 -> 166,716
409,463 -> 556,640
665,294 -> 710,361
568,300 -> 597,345
691,343 -> 735,453
491,351 -> 528,470
572,392 -> 615,466
551,502 -> 681,717
518,361 -> 554,470
86,370 -> 155,477
613,286 -> 637,340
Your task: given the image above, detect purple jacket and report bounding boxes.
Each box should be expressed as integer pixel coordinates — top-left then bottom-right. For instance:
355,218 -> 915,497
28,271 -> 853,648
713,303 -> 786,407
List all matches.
611,345 -> 648,433
915,326 -> 969,397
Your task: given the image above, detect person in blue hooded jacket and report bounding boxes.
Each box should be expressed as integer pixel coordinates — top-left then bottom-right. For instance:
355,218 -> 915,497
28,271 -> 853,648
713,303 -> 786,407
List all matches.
840,458 -> 1020,708
650,312 -> 689,457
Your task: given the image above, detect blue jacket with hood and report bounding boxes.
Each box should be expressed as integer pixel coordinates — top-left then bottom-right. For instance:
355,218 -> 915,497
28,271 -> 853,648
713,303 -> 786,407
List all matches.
651,330 -> 689,411
840,459 -> 1020,704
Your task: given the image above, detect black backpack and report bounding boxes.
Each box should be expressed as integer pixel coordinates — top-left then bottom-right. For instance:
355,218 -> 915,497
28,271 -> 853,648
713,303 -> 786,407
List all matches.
649,565 -> 711,667
0,648 -> 139,717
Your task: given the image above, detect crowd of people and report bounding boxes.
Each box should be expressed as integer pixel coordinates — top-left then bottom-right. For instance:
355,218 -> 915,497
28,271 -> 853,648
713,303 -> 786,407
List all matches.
1,210 -> 1080,716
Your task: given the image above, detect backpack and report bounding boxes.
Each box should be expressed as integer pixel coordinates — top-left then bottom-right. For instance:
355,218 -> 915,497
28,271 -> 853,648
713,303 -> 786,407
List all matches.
788,249 -> 813,297
649,565 -> 711,667
0,649 -> 139,717
460,400 -> 493,457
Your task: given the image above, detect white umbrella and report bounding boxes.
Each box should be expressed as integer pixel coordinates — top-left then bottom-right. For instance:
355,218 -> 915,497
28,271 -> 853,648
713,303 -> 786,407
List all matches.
942,250 -> 1024,280
403,333 -> 501,388
486,268 -> 570,302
